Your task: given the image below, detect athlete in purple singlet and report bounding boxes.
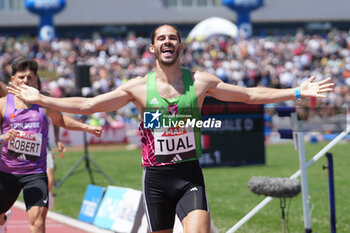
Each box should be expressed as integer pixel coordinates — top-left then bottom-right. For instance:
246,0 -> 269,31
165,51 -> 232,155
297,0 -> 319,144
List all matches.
0,58 -> 102,233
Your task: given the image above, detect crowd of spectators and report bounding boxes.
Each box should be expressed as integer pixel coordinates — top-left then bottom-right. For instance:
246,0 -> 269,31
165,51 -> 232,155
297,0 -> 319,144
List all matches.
0,30 -> 349,126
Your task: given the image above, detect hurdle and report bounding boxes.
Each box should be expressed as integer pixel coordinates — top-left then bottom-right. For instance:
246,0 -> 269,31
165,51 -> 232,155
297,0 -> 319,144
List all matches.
323,152 -> 336,233
226,108 -> 350,233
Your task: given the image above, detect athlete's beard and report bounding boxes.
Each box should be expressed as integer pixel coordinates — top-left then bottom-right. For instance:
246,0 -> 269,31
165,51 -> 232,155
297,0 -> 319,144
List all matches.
154,46 -> 181,66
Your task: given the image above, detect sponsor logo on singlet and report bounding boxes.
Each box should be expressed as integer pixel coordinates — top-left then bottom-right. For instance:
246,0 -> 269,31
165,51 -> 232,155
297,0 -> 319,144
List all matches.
149,97 -> 160,105
10,122 -> 41,129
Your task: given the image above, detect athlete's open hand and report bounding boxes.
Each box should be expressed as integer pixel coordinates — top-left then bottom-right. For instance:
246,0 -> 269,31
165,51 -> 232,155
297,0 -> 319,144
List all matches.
87,125 -> 103,138
299,76 -> 334,98
4,129 -> 19,142
7,82 -> 41,104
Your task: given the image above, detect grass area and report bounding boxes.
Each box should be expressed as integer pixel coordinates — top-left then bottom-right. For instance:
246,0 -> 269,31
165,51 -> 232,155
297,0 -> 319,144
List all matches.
52,142 -> 350,233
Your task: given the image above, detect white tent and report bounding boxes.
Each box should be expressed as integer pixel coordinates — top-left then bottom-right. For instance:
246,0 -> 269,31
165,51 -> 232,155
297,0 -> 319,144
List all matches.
186,17 -> 238,42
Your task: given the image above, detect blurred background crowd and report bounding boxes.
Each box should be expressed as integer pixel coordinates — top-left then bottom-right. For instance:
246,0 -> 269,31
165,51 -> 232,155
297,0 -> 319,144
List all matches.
0,30 -> 349,127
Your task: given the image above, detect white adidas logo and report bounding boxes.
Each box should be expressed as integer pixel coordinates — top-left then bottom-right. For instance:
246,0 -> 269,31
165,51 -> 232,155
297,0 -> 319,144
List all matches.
171,154 -> 182,163
150,97 -> 159,105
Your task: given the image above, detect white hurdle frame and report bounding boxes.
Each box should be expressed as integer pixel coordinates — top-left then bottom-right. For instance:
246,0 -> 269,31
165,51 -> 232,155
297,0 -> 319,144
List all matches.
292,112 -> 311,232
226,125 -> 350,233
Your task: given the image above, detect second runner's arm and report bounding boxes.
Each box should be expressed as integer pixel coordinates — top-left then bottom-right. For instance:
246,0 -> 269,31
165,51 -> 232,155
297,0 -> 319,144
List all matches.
49,110 -> 103,137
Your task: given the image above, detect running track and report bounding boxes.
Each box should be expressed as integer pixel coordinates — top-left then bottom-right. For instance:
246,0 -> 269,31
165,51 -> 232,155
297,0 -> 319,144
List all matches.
8,201 -> 113,233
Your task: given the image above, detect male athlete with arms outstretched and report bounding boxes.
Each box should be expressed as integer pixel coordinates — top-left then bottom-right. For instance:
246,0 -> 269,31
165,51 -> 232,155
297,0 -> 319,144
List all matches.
9,25 -> 334,233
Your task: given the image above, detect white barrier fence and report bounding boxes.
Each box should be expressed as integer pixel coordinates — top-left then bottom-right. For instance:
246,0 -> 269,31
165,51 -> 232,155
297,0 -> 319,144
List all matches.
226,126 -> 350,233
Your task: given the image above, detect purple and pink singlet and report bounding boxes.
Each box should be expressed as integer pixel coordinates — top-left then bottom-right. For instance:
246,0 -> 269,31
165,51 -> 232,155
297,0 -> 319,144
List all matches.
0,94 -> 49,174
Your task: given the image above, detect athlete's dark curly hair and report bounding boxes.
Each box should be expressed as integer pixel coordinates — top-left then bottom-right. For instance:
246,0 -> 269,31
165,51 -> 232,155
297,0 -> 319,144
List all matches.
11,58 -> 38,76
151,24 -> 182,44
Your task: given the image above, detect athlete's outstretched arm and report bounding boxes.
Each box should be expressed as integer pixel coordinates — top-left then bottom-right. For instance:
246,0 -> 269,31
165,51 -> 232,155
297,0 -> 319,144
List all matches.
201,72 -> 334,104
61,114 -> 103,137
49,110 -> 103,137
8,80 -> 135,114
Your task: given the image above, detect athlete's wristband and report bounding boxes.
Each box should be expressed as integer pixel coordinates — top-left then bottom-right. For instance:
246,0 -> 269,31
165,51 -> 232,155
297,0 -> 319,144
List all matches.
294,87 -> 301,100
0,134 -> 4,144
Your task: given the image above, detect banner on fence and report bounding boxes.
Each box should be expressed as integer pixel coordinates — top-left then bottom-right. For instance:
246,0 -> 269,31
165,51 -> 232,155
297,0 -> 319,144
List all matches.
78,184 -> 105,223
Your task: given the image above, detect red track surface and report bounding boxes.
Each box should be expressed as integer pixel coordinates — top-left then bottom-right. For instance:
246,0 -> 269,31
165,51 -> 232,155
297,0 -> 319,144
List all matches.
7,206 -> 88,233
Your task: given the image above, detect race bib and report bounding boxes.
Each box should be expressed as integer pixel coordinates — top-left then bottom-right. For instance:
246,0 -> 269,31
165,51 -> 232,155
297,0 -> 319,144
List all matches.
8,131 -> 43,159
154,127 -> 197,163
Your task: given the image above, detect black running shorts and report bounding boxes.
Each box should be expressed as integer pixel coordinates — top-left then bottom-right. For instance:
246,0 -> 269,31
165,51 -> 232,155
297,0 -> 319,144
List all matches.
0,171 -> 49,213
142,160 -> 209,232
